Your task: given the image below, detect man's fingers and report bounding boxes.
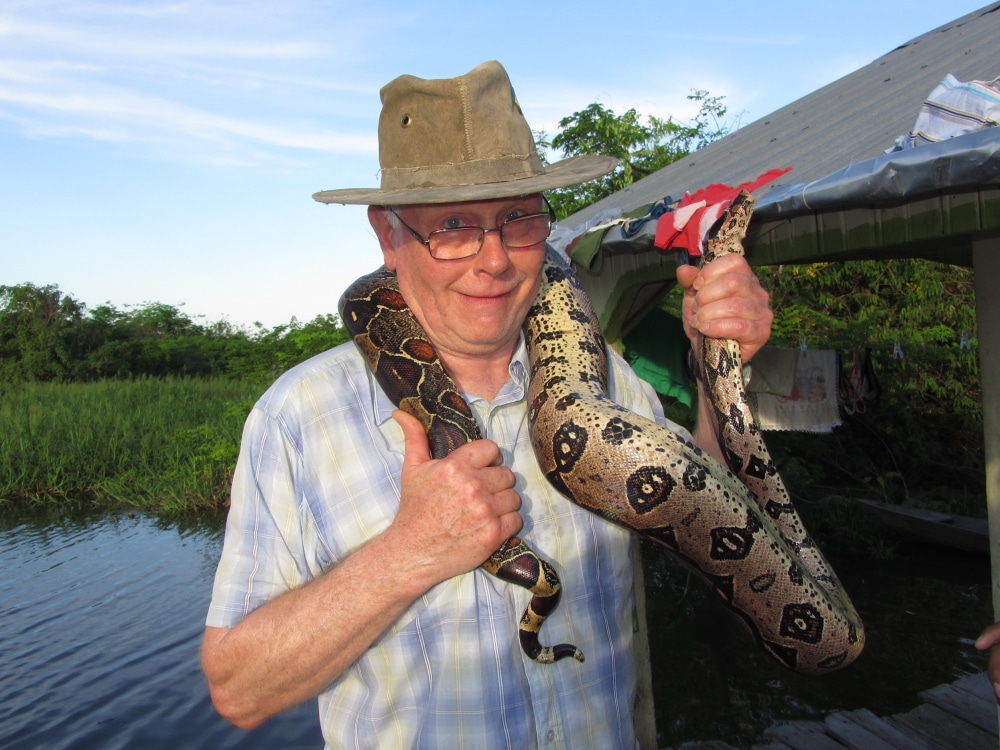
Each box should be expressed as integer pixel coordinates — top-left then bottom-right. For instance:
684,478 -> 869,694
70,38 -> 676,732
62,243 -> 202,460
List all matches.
975,621 -> 1000,651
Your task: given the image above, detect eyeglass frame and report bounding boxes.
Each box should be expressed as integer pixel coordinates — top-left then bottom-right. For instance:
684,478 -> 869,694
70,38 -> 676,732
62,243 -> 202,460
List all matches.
384,197 -> 556,260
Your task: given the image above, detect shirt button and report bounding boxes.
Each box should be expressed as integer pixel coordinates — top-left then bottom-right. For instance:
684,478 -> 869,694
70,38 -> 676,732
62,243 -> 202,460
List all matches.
545,729 -> 555,742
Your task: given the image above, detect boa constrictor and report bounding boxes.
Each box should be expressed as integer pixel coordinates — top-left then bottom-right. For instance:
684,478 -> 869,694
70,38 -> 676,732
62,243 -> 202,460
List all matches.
338,192 -> 864,674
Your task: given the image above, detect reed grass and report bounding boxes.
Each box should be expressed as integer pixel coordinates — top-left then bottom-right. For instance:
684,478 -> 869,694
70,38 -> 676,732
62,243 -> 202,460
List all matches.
0,378 -> 267,514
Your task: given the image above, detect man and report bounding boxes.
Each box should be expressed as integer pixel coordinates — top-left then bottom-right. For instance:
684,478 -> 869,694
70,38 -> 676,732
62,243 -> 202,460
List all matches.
202,60 -> 772,748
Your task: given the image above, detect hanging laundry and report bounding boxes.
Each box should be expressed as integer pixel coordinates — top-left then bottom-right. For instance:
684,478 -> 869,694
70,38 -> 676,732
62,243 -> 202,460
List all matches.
839,348 -> 881,415
620,195 -> 675,237
653,167 -> 792,259
748,348 -> 842,433
890,74 -> 1000,151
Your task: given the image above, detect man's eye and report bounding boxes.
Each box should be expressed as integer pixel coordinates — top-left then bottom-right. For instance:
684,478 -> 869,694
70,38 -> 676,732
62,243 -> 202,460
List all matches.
505,209 -> 528,222
442,216 -> 467,230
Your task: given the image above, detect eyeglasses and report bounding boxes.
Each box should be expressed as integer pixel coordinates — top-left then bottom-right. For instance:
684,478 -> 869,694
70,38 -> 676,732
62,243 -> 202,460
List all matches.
386,199 -> 555,260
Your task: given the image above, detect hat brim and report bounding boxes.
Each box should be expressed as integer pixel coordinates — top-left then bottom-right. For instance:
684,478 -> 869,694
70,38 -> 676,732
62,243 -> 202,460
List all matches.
312,155 -> 617,206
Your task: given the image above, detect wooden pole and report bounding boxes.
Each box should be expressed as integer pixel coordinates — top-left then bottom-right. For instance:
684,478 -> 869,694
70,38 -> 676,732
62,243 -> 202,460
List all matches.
631,536 -> 657,750
972,238 -> 1000,745
974,238 -> 1000,620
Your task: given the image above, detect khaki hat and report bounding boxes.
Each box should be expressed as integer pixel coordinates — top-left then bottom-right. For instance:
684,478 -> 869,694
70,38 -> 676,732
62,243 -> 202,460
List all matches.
312,60 -> 617,206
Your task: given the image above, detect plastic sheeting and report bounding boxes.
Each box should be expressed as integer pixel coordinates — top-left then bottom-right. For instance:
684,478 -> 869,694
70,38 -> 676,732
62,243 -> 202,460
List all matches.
755,127 -> 1000,220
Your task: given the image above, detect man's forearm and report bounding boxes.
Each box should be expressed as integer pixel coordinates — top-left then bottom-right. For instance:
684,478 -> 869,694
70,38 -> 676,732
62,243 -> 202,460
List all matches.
201,532 -> 428,729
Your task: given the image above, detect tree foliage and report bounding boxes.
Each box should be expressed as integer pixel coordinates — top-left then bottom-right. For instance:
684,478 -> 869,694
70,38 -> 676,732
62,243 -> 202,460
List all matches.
761,259 -> 980,421
0,282 -> 350,384
756,258 -> 983,517
537,91 -> 732,219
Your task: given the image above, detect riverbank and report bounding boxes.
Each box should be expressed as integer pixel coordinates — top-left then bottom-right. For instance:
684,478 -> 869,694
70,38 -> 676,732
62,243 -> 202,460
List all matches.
0,378 -> 267,515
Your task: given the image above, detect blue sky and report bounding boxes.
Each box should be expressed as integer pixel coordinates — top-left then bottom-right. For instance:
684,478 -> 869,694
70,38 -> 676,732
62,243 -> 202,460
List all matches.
1,1 -> 990,330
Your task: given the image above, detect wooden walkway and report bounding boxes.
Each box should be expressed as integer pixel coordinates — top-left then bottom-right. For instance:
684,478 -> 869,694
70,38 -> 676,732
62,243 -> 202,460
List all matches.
670,673 -> 998,750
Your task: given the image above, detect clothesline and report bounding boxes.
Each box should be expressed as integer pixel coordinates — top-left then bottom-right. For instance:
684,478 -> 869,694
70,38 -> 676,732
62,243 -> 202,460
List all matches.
792,335 -> 977,360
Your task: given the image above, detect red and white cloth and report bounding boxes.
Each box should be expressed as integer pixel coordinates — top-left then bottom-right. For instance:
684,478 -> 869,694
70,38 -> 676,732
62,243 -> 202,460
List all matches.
653,167 -> 792,256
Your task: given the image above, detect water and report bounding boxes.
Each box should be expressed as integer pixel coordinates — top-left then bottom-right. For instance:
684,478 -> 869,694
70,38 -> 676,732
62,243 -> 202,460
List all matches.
0,511 -> 992,749
0,512 -> 322,750
641,538 -> 993,748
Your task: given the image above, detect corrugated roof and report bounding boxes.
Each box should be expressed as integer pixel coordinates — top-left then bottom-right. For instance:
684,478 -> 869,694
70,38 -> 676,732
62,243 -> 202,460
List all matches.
566,3 -> 1000,228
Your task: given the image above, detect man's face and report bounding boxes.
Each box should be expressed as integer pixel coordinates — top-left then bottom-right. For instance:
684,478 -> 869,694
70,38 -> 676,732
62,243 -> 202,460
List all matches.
370,195 -> 547,364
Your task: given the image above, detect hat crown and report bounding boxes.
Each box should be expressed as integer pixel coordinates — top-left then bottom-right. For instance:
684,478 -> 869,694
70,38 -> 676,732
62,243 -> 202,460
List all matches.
312,60 -> 617,206
377,61 -> 544,192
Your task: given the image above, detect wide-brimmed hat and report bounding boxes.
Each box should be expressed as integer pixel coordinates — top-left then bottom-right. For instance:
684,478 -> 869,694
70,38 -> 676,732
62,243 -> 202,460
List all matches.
312,60 -> 617,206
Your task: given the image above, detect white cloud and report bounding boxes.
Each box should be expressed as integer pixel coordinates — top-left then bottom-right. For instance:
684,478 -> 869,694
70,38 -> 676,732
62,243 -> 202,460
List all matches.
0,2 -> 383,165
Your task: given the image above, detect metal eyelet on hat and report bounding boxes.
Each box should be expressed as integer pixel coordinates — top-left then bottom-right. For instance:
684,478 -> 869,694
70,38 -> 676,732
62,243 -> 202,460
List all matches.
401,114 -> 412,127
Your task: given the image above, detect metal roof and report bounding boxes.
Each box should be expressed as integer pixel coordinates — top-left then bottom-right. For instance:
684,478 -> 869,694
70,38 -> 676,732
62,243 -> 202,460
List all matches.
566,3 -> 1000,230
560,4 -> 1000,344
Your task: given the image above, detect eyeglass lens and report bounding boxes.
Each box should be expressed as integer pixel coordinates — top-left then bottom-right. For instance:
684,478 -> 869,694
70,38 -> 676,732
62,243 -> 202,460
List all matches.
429,213 -> 551,260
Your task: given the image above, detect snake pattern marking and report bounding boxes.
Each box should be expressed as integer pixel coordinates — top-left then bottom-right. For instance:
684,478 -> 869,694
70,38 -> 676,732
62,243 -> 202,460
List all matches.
339,191 -> 864,674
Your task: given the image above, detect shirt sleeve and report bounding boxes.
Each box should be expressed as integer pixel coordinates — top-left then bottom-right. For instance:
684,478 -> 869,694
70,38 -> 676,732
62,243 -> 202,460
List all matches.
206,404 -> 311,628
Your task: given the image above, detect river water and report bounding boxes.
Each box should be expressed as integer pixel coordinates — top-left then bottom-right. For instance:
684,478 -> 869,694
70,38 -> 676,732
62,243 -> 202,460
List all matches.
0,510 -> 992,749
0,512 -> 322,750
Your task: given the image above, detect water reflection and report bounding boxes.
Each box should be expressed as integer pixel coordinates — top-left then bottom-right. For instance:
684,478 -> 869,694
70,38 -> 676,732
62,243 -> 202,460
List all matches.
0,511 -> 322,750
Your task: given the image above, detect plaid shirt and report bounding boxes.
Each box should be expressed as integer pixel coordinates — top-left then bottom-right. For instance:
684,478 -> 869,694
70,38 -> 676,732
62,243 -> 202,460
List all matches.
207,336 -> 680,750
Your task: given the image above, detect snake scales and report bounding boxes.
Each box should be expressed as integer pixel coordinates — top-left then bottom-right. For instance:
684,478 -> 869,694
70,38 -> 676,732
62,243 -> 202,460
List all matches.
338,191 -> 864,674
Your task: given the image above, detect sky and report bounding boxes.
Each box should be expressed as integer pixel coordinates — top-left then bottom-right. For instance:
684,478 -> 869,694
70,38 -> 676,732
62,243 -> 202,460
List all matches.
1,0 -> 992,331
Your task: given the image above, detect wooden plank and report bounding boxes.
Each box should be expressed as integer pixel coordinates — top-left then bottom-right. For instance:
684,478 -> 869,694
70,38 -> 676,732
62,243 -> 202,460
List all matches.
763,720 -> 845,750
857,499 -> 989,555
953,671 -> 998,705
825,708 -> 934,750
887,703 -> 997,750
919,680 -> 996,734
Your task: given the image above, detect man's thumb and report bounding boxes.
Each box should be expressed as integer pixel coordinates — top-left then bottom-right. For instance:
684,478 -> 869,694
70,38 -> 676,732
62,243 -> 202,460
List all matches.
392,409 -> 431,467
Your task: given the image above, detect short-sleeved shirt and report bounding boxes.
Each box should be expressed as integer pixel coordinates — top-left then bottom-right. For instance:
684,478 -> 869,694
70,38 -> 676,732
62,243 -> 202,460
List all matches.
207,336 -> 680,750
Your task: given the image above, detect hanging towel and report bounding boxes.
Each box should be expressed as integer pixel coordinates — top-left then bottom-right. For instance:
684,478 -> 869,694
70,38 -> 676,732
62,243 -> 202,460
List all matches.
890,74 -> 1000,151
745,345 -> 798,398
749,349 -> 841,433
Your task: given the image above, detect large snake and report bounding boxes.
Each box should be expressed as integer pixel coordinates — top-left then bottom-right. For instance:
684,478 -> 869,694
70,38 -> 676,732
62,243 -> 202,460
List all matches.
338,192 -> 864,675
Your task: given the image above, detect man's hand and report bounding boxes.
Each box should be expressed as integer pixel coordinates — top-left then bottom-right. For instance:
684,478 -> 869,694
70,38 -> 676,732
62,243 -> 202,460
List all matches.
975,621 -> 1000,702
677,253 -> 772,362
387,409 -> 523,588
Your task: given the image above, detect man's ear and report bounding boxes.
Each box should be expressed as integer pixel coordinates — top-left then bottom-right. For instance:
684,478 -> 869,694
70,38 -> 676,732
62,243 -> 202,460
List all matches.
367,205 -> 398,270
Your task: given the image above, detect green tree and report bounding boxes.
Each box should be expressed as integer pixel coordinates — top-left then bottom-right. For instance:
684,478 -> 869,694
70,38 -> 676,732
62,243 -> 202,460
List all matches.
228,314 -> 351,379
0,281 -> 351,383
538,91 -> 732,219
754,258 -> 982,515
0,283 -> 85,381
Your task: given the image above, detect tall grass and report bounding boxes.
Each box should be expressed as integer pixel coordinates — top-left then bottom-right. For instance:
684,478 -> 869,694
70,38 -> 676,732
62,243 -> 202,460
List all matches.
0,378 -> 267,515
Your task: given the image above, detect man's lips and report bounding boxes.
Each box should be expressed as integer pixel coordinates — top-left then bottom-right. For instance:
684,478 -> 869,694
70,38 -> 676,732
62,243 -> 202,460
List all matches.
456,286 -> 516,302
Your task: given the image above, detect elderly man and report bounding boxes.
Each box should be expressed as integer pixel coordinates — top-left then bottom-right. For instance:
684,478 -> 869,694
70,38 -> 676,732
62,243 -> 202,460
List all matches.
202,60 -> 772,749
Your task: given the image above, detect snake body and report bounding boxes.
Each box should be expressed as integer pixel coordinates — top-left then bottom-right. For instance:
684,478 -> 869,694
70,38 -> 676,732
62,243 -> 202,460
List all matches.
338,275 -> 583,664
339,192 -> 864,674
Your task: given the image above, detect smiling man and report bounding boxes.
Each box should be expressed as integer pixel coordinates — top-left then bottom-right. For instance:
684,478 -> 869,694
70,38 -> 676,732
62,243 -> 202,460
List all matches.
201,60 -> 772,749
